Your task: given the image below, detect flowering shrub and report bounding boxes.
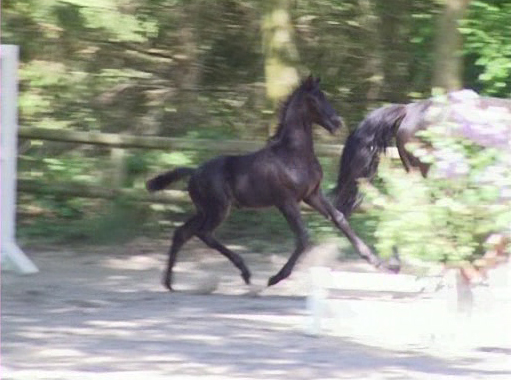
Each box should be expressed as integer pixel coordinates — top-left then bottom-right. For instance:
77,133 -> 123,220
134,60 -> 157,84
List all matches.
361,92 -> 511,263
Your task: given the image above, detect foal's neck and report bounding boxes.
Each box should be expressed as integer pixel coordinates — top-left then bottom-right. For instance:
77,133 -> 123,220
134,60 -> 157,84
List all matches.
279,102 -> 314,152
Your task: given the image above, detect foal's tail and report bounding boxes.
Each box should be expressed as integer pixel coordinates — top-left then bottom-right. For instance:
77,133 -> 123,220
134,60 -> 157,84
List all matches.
332,104 -> 407,217
146,167 -> 195,192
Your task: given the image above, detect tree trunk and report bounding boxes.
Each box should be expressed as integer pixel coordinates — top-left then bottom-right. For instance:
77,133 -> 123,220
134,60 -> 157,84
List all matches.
377,0 -> 412,102
262,0 -> 300,135
359,0 -> 385,108
432,0 -> 471,92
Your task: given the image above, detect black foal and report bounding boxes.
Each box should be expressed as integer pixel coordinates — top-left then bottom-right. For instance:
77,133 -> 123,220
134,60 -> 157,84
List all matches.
148,76 -> 383,291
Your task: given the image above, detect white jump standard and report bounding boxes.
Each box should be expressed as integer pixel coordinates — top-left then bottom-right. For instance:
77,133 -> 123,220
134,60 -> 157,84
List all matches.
1,44 -> 38,274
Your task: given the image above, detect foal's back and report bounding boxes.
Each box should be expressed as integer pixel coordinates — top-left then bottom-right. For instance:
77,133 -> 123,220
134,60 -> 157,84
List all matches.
189,140 -> 322,209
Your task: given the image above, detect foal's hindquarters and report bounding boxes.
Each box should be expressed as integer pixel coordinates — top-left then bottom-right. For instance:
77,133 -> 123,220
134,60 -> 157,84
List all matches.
162,162 -> 252,291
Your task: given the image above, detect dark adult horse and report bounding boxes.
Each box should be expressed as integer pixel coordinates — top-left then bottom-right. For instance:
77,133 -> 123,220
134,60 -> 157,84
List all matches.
147,76 -> 389,291
333,90 -> 511,217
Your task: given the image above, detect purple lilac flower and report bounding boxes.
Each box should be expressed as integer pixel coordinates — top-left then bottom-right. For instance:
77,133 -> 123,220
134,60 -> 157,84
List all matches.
449,102 -> 511,150
448,89 -> 479,102
432,147 -> 469,179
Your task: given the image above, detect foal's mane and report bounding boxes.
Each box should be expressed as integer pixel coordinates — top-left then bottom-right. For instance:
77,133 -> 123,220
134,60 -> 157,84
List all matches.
268,79 -> 310,142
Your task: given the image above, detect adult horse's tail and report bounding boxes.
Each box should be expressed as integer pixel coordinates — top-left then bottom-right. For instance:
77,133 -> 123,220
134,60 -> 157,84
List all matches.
333,104 -> 407,217
146,167 -> 195,192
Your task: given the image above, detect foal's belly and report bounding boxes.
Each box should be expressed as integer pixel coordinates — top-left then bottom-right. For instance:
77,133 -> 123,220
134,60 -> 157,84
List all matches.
231,171 -> 320,209
231,177 -> 277,208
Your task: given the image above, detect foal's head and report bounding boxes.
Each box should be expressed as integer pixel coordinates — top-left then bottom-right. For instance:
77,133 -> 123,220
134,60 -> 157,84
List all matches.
300,75 -> 344,133
271,75 -> 344,142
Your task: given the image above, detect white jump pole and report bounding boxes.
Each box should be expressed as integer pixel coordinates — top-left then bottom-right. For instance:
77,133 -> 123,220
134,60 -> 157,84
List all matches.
1,44 -> 38,274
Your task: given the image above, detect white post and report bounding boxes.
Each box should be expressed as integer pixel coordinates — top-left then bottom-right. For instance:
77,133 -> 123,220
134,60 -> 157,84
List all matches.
305,266 -> 332,336
1,45 -> 38,274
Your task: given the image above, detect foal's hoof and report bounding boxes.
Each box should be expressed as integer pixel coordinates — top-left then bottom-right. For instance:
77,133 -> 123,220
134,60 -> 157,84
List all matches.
267,275 -> 281,287
162,278 -> 174,292
242,271 -> 251,285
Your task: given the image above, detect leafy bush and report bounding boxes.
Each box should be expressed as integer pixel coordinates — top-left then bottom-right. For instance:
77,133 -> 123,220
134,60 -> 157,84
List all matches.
361,95 -> 511,263
461,1 -> 511,97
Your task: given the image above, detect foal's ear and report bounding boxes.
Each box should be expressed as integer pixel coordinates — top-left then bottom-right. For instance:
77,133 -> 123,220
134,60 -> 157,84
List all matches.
303,74 -> 319,91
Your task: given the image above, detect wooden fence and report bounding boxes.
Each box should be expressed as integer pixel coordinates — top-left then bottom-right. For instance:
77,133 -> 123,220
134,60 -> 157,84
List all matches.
17,126 -> 399,203
19,126 -> 351,156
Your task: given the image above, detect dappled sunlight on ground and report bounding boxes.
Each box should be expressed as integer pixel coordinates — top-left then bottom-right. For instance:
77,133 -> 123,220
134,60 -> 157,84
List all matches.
2,240 -> 511,379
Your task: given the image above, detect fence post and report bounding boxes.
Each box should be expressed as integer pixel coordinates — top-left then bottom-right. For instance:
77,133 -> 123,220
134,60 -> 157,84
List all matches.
305,266 -> 332,336
109,147 -> 127,190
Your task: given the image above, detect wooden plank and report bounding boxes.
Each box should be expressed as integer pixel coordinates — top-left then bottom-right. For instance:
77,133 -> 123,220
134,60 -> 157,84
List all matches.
17,178 -> 189,204
18,126 -> 261,153
18,126 -> 400,158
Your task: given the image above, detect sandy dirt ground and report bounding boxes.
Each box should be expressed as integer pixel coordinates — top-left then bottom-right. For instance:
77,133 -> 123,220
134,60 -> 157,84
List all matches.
2,238 -> 511,380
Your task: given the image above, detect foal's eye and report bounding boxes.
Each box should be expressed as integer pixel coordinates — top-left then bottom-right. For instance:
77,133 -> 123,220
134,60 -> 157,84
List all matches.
310,96 -> 321,106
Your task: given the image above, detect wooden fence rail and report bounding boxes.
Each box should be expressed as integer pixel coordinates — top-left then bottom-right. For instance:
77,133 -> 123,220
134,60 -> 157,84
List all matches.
18,126 -> 400,157
17,179 -> 188,204
17,127 -> 399,202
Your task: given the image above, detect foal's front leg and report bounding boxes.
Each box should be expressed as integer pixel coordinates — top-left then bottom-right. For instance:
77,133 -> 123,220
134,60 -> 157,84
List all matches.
304,190 -> 399,271
268,202 -> 309,286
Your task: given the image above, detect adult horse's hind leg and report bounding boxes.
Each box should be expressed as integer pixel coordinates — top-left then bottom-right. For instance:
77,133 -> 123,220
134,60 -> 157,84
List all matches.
397,139 -> 430,178
304,190 -> 400,272
163,213 -> 204,290
268,202 -> 309,287
396,139 -> 413,173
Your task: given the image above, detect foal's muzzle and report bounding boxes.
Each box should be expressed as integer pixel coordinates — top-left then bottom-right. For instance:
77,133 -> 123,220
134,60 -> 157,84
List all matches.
327,116 -> 344,133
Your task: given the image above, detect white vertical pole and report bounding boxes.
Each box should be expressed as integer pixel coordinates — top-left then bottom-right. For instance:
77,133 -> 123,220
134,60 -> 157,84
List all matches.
305,266 -> 331,335
1,44 -> 38,274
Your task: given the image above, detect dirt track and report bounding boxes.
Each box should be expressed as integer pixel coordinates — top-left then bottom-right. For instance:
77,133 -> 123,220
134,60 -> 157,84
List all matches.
2,239 -> 511,380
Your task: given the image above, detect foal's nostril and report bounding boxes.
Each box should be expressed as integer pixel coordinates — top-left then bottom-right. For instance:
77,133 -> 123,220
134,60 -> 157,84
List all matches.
332,116 -> 344,129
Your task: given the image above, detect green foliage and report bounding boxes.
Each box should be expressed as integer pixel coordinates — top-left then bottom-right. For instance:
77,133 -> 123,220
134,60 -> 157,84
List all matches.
6,0 -> 511,246
361,104 -> 511,263
461,1 -> 511,96
18,196 -> 151,245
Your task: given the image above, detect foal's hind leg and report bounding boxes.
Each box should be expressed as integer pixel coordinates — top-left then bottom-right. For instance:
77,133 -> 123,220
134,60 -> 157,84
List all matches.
196,203 -> 251,285
163,214 -> 203,291
268,202 -> 309,287
197,234 -> 251,285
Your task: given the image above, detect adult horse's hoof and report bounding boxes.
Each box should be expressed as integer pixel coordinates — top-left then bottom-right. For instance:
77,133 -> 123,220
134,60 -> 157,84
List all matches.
385,259 -> 401,274
385,248 -> 401,273
374,259 -> 400,274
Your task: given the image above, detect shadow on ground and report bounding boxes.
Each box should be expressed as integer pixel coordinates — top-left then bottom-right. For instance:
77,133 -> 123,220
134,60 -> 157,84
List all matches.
2,240 -> 510,379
